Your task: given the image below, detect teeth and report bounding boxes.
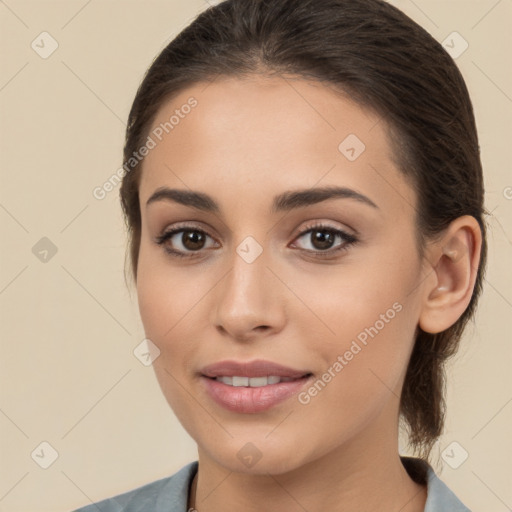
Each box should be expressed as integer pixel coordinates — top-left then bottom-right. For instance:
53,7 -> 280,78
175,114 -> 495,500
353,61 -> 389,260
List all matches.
214,376 -> 297,387
232,376 -> 249,387
247,376 -> 267,387
217,376 -> 233,386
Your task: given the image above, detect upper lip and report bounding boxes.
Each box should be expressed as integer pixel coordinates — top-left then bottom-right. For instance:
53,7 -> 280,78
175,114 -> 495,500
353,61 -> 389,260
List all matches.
200,359 -> 311,379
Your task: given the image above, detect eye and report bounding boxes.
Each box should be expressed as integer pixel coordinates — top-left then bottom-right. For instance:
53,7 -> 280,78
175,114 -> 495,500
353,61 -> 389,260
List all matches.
155,222 -> 358,260
291,222 -> 357,257
155,225 -> 218,258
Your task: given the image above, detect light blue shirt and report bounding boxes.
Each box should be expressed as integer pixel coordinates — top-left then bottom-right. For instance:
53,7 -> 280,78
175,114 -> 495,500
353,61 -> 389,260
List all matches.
71,457 -> 471,511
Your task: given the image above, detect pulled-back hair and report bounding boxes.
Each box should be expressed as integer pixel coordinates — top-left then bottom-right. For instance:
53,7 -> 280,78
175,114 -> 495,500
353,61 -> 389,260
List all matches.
119,0 -> 487,462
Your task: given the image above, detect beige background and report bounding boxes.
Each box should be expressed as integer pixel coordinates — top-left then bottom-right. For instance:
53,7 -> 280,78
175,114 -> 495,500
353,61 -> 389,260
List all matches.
0,0 -> 510,510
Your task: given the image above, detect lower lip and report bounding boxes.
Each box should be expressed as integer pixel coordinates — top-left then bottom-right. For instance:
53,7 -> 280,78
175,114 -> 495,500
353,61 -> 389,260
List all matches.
201,375 -> 312,413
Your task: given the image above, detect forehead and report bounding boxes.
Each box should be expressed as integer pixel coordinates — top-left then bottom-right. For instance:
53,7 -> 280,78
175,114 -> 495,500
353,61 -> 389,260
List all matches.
138,75 -> 414,217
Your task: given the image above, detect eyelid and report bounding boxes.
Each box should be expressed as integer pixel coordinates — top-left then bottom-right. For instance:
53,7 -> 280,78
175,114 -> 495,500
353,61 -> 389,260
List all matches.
154,221 -> 215,240
291,220 -> 356,241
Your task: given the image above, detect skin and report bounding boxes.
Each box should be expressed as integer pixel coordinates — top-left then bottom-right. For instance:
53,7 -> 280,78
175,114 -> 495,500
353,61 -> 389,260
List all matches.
135,75 -> 481,512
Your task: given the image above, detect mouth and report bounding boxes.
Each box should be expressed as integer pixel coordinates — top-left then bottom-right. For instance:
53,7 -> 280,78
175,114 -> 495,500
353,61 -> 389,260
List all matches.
200,359 -> 312,380
205,374 -> 312,387
198,360 -> 314,413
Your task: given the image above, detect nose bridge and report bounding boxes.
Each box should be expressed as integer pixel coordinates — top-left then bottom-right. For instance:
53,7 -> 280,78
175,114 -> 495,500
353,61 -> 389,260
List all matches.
222,242 -> 272,314
212,238 -> 285,338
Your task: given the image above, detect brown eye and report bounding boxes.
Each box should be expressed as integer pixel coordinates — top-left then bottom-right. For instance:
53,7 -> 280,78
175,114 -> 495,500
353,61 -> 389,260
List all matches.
292,223 -> 357,257
180,230 -> 207,250
309,229 -> 336,250
155,227 -> 218,257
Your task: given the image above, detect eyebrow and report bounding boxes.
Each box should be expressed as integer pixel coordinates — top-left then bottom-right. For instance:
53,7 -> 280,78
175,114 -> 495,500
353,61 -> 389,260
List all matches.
145,185 -> 379,213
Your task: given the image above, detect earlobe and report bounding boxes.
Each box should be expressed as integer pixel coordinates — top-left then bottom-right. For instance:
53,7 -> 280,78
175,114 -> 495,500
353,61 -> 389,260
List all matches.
418,215 -> 482,334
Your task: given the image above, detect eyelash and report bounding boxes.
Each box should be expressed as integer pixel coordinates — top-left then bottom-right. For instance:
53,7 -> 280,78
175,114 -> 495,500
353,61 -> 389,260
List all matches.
154,222 -> 358,260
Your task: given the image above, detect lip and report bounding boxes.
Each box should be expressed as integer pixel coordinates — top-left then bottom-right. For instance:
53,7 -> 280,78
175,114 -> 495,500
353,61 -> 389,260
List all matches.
200,359 -> 310,379
199,359 -> 313,414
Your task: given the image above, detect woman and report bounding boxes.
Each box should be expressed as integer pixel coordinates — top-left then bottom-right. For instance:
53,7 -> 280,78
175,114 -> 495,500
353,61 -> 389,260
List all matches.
73,0 -> 486,510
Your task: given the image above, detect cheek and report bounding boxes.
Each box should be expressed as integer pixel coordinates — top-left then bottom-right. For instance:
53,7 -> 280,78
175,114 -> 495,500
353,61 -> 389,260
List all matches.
135,247 -> 221,381
136,244 -> 205,342
292,289 -> 416,447
136,254 -> 204,420
301,283 -> 414,380
290,247 -> 420,410
290,242 -> 419,342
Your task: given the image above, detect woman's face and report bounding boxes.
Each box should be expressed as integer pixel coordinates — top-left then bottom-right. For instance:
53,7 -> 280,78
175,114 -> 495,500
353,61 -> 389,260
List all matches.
136,76 -> 429,474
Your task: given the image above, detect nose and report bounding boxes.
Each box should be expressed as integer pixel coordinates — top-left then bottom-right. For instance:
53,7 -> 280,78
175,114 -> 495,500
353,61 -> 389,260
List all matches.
211,247 -> 287,342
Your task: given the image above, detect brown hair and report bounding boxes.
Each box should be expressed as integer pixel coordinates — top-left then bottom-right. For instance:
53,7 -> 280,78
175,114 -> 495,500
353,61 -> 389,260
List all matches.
119,0 -> 487,462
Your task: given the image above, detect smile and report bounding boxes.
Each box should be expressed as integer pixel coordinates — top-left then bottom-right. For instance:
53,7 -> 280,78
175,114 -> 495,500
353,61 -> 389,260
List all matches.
214,376 -> 298,387
201,374 -> 313,413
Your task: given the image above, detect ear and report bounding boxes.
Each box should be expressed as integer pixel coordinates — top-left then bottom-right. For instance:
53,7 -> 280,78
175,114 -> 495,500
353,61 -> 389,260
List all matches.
418,215 -> 483,334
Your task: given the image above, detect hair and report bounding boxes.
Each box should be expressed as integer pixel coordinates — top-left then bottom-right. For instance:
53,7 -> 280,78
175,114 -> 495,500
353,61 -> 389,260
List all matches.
119,0 -> 487,466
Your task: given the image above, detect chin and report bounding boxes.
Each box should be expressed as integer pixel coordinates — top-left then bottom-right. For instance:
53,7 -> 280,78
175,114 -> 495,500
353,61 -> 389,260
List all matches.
199,435 -> 309,475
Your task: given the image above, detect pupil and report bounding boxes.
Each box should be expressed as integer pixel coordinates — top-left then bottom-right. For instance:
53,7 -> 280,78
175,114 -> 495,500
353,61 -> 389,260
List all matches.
183,231 -> 204,250
312,230 -> 334,250
179,229 -> 335,251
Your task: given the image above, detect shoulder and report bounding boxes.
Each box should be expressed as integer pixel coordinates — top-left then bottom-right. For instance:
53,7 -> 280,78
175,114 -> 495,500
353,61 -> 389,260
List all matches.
70,460 -> 198,512
401,456 -> 472,512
